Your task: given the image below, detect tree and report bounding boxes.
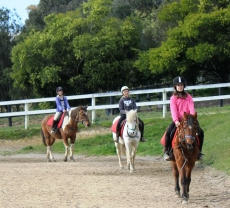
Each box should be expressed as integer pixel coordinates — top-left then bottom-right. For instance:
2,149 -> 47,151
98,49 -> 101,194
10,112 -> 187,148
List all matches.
11,0 -> 149,97
136,8 -> 230,84
0,7 -> 21,100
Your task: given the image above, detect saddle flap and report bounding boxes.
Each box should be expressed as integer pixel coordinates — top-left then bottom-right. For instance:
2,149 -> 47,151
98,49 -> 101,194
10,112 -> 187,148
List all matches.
111,119 -> 126,137
160,129 -> 178,148
47,113 -> 65,128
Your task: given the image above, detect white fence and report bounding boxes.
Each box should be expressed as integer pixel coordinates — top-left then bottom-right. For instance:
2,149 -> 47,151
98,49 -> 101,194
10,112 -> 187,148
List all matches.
1,83 -> 230,129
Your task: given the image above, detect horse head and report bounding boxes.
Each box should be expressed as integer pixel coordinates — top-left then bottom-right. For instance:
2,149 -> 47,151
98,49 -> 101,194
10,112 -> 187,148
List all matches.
179,112 -> 198,150
70,106 -> 90,127
126,110 -> 138,137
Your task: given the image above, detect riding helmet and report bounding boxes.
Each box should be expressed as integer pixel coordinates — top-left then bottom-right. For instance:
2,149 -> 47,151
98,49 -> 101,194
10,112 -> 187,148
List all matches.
173,76 -> 186,88
121,86 -> 129,94
56,86 -> 63,93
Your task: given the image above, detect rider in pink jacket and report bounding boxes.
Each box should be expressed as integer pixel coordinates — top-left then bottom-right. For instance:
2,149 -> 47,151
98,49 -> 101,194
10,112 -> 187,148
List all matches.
163,76 -> 204,161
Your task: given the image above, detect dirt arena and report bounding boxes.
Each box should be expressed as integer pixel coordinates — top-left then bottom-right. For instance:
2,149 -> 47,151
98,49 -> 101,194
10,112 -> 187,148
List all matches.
0,153 -> 230,208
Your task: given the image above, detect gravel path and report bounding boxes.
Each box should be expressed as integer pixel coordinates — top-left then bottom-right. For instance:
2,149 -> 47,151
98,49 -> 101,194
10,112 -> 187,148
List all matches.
0,154 -> 229,208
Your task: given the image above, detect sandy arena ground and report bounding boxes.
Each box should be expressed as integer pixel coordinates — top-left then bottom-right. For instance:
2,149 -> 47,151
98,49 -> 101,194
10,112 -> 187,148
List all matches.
0,153 -> 230,208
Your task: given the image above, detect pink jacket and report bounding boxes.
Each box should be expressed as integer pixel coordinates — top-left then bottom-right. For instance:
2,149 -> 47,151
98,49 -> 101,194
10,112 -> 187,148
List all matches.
170,93 -> 195,123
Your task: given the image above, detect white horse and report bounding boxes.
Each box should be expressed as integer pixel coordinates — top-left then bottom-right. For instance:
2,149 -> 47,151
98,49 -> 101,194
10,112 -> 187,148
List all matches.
112,110 -> 141,173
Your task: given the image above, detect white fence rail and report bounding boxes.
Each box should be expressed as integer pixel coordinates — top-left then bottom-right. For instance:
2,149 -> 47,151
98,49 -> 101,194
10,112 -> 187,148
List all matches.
1,83 -> 230,129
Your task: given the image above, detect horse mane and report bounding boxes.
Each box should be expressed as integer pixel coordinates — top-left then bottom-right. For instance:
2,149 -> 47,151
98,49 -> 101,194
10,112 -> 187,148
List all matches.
70,106 -> 86,120
126,110 -> 137,122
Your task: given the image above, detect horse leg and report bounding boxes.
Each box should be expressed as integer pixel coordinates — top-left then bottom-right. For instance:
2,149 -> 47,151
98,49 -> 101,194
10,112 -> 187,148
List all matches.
115,142 -> 123,169
63,138 -> 69,162
186,168 -> 192,198
69,137 -> 76,161
131,143 -> 138,172
180,170 -> 189,204
172,161 -> 180,197
45,136 -> 56,162
125,142 -> 134,173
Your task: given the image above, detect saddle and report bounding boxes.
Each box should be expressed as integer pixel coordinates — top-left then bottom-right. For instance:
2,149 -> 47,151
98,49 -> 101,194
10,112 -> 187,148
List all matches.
111,119 -> 126,138
47,113 -> 65,129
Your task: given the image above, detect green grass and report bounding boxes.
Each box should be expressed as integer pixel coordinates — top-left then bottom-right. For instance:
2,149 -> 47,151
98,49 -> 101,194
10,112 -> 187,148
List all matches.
1,105 -> 230,174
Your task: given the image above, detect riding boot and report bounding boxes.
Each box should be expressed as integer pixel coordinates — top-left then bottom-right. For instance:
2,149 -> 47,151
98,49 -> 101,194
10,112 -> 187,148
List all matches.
197,128 -> 204,160
51,120 -> 58,133
138,119 -> 146,142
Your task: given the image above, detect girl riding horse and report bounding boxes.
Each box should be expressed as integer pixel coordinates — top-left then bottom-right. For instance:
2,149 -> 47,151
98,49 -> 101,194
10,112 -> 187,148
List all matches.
116,86 -> 145,143
51,86 -> 71,133
163,76 -> 204,161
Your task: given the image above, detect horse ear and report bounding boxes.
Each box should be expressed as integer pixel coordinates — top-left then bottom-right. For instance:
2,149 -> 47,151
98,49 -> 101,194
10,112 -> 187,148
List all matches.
184,112 -> 188,118
194,112 -> 197,118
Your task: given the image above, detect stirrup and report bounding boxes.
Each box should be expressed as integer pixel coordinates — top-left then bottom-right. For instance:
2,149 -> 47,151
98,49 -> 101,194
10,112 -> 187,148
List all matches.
197,152 -> 204,160
51,128 -> 57,133
140,137 -> 146,142
163,152 -> 171,161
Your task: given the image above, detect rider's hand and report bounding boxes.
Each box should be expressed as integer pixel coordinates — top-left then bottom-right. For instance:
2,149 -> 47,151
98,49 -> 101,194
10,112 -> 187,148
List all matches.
175,121 -> 180,127
63,109 -> 67,113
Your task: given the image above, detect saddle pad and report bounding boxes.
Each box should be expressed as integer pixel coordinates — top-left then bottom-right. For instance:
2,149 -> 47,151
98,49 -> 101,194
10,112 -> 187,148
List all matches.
111,119 -> 126,137
160,129 -> 178,148
47,113 -> 65,128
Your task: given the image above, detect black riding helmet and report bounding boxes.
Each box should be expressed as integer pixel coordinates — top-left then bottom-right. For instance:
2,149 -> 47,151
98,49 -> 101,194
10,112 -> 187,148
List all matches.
56,86 -> 63,93
173,76 -> 186,88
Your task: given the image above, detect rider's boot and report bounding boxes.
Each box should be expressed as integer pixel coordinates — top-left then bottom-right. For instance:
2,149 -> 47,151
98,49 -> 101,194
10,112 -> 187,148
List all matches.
140,137 -> 146,142
163,147 -> 171,161
51,120 -> 58,133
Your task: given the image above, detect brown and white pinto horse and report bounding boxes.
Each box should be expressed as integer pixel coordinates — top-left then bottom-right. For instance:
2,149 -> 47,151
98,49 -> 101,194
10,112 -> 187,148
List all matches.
172,112 -> 200,204
41,106 -> 90,162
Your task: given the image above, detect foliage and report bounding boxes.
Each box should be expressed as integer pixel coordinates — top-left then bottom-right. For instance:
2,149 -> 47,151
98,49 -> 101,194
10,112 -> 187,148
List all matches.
136,1 -> 230,84
11,0 -> 150,97
0,7 -> 22,101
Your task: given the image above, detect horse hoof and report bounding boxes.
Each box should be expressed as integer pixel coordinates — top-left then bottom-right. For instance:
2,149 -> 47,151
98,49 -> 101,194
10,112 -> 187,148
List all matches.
64,158 -> 67,162
175,191 -> 180,198
182,199 -> 188,205
120,166 -> 124,170
70,157 -> 75,162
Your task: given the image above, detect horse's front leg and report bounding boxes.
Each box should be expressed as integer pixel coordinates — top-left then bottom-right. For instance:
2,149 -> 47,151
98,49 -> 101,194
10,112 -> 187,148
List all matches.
131,143 -> 138,172
63,137 -> 69,162
180,169 -> 189,204
125,142 -> 133,173
171,161 -> 180,197
69,137 -> 76,161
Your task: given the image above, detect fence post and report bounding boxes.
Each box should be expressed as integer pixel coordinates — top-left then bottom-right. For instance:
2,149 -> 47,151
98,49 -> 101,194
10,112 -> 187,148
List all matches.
91,95 -> 96,123
162,89 -> 167,118
25,103 -> 29,129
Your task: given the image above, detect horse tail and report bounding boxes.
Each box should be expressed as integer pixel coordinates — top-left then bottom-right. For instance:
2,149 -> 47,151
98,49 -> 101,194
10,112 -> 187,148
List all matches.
41,128 -> 47,146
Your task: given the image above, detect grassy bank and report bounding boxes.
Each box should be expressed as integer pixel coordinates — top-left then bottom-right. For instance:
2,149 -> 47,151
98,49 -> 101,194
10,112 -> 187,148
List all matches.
1,105 -> 230,174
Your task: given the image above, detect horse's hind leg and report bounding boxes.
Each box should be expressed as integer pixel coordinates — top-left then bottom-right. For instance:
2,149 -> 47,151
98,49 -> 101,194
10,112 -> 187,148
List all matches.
115,143 -> 123,169
63,138 -> 69,162
172,162 -> 180,197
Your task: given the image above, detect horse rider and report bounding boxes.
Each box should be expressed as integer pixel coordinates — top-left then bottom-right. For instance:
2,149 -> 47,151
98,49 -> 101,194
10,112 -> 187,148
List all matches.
116,86 -> 146,143
163,76 -> 204,161
51,86 -> 71,133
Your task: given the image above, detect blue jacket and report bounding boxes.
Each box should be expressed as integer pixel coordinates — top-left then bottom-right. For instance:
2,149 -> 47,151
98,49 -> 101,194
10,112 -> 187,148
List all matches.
55,96 -> 71,112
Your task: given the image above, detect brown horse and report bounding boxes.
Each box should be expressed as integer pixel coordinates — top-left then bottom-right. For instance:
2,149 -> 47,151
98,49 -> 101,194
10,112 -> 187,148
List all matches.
171,112 -> 200,204
41,106 -> 90,162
